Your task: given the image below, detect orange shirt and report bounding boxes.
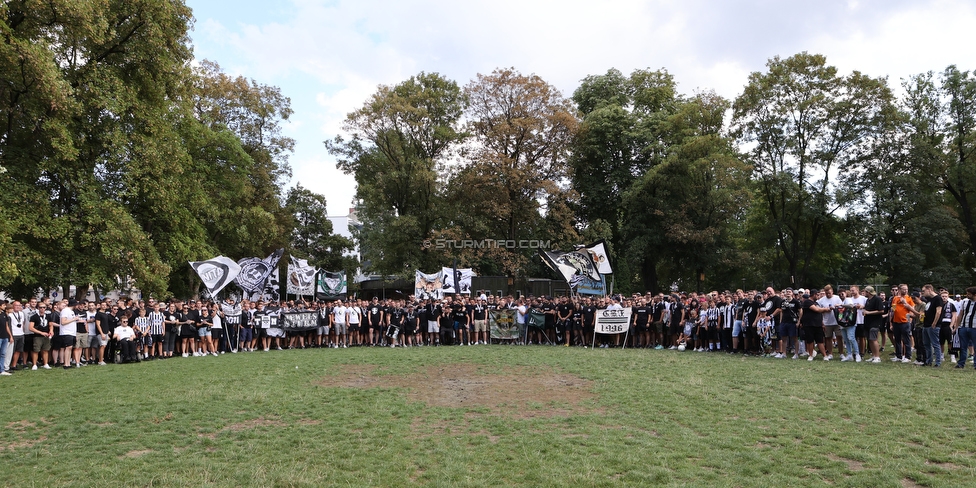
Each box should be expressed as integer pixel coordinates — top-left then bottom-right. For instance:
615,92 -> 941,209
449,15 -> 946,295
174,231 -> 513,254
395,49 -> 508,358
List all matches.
891,295 -> 915,323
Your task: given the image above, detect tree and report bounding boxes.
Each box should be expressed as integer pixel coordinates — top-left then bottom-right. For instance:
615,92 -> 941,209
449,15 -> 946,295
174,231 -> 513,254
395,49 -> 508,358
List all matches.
622,92 -> 751,292
570,68 -> 678,291
285,184 -> 355,272
326,72 -> 467,276
733,52 -> 893,286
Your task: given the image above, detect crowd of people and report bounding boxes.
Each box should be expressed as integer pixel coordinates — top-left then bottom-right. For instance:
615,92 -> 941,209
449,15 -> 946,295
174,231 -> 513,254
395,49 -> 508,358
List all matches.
2,283 -> 976,375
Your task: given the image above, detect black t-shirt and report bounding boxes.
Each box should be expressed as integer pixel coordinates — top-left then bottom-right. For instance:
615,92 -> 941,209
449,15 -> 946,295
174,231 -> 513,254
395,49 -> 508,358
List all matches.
541,303 -> 556,326
472,304 -> 487,321
779,299 -> 800,324
864,295 -> 884,329
800,299 -> 821,328
652,302 -> 666,322
556,303 -> 573,320
922,295 -> 943,328
745,300 -> 761,327
31,313 -> 49,334
367,305 -> 383,326
388,307 -> 404,326
763,296 -> 784,324
453,307 -> 469,325
670,302 -> 684,325
582,306 -> 596,327
633,306 -> 651,325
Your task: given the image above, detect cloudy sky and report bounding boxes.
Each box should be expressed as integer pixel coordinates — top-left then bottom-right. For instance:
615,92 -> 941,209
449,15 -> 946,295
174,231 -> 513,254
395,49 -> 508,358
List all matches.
187,0 -> 976,215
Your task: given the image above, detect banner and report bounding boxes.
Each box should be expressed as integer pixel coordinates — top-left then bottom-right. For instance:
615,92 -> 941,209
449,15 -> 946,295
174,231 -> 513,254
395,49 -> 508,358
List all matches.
281,311 -> 318,331
527,310 -> 547,329
585,240 -> 614,275
540,249 -> 601,290
414,270 -> 443,300
287,256 -> 316,296
316,270 -> 347,299
235,248 -> 283,296
595,308 -> 631,334
440,267 -> 474,294
489,309 -> 522,340
189,256 -> 241,296
576,276 -> 606,296
261,266 -> 280,302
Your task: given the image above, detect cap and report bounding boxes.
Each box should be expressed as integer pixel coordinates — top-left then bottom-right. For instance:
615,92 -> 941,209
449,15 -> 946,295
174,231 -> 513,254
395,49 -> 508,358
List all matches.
802,293 -> 810,299
67,299 -> 77,307
863,286 -> 875,294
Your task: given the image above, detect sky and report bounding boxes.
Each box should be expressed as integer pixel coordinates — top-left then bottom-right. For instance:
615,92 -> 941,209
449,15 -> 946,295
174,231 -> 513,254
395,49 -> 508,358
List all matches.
186,0 -> 976,216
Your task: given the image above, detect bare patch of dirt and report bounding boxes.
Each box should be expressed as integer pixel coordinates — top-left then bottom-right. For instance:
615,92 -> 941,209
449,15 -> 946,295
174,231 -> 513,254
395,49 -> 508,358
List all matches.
789,395 -> 817,405
925,460 -> 963,470
317,363 -> 597,418
829,455 -> 865,472
902,478 -> 923,488
0,435 -> 47,452
6,420 -> 36,429
123,449 -> 152,458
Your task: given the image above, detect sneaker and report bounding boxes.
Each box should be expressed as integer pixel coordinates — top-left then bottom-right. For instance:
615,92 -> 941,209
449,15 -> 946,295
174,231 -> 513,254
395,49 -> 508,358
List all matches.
64,365 -> 72,370
826,354 -> 833,361
913,360 -> 924,365
891,357 -> 901,362
655,345 -> 664,350
808,355 -> 814,362
823,356 -> 830,361
841,355 -> 851,362
98,361 -> 107,366
31,365 -> 38,371
277,346 -> 283,350
0,371 -> 11,376
668,346 -> 677,350
855,355 -> 862,363
42,364 -> 51,369
342,344 -> 347,349
811,350 -> 817,359
212,352 -> 219,356
870,357 -> 881,363
951,354 -> 957,364
955,364 -> 965,369
792,354 -> 798,360
182,353 -> 188,358
901,357 -> 912,363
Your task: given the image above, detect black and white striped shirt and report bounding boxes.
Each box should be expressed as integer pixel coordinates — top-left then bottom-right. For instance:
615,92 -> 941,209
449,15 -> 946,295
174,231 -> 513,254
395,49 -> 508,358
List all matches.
958,298 -> 976,328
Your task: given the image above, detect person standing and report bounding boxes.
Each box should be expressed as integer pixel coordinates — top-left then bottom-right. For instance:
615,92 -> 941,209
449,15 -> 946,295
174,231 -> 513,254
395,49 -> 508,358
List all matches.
862,287 -> 885,363
890,284 -> 916,363
919,284 -> 944,367
775,289 -> 801,359
28,303 -> 54,369
0,304 -> 12,375
952,287 -> 976,369
817,285 -> 844,359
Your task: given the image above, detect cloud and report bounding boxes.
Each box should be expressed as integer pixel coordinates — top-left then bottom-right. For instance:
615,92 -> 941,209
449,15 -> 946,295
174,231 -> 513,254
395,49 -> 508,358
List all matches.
188,0 -> 975,214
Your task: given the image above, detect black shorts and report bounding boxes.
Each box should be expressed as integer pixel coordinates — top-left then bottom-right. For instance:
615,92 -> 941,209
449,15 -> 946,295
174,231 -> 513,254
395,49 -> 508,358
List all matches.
348,325 -> 360,333
854,325 -> 866,338
803,325 -> 825,344
60,335 -> 76,348
635,323 -> 648,333
11,336 -> 24,352
669,322 -> 681,335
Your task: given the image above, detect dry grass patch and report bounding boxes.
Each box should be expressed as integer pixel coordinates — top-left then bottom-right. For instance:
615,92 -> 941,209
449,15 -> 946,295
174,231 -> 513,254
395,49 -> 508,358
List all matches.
828,454 -> 865,471
318,363 -> 597,418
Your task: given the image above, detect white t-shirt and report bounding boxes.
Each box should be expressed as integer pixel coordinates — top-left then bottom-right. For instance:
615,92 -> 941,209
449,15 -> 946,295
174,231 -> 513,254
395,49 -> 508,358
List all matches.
517,305 -> 527,324
60,307 -> 77,336
818,295 -> 843,326
347,306 -> 361,325
8,311 -> 25,337
332,306 -> 347,324
115,325 -> 135,341
848,295 -> 867,325
211,314 -> 222,330
85,311 -> 98,335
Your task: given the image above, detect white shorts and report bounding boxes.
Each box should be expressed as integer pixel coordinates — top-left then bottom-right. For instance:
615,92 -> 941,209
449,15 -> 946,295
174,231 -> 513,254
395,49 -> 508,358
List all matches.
428,320 -> 440,333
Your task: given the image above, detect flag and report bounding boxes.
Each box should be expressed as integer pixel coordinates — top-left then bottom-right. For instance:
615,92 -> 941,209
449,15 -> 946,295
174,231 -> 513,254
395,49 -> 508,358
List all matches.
189,256 -> 241,296
235,248 -> 284,295
440,267 -> 474,294
316,271 -> 347,299
287,256 -> 316,296
261,266 -> 280,302
585,239 -> 614,275
415,270 -> 443,300
539,249 -> 601,290
527,310 -> 547,329
489,309 -> 521,340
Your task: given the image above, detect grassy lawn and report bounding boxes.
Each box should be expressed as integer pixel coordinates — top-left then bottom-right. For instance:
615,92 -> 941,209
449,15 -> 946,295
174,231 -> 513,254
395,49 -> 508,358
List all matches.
2,346 -> 974,487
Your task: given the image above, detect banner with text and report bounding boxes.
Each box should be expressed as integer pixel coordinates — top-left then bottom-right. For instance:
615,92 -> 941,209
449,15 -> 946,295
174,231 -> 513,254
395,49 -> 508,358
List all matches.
281,311 -> 318,331
594,308 -> 631,335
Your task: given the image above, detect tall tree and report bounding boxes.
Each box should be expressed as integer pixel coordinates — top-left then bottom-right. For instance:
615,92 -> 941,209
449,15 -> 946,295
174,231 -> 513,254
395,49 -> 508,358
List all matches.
733,52 -> 892,286
326,72 -> 467,277
570,68 -> 678,291
285,184 -> 355,272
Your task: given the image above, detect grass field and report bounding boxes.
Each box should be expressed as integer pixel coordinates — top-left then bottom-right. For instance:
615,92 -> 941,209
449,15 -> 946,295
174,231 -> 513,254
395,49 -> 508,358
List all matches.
2,345 -> 974,487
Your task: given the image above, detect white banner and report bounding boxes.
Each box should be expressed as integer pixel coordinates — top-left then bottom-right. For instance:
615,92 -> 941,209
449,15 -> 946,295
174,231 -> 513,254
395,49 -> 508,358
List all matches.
287,257 -> 316,296
189,256 -> 242,296
594,308 -> 631,335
